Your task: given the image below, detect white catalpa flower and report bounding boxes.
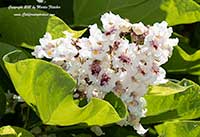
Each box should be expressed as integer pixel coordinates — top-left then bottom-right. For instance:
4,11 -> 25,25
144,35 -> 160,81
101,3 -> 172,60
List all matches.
132,22 -> 148,35
134,123 -> 148,135
78,25 -> 109,61
101,12 -> 132,32
31,46 -> 46,58
32,32 -> 58,59
143,21 -> 179,65
53,41 -> 78,62
32,12 -> 178,135
39,32 -> 52,46
90,126 -> 105,136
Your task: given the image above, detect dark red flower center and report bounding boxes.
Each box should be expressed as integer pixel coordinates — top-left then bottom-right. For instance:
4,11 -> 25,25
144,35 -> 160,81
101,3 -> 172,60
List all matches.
100,73 -> 111,86
90,60 -> 101,76
118,54 -> 131,64
150,41 -> 158,50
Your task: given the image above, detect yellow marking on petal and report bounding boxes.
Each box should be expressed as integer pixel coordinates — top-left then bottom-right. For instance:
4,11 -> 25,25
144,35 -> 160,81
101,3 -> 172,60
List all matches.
47,50 -> 52,56
92,50 -> 99,55
97,42 -> 102,45
155,35 -> 161,40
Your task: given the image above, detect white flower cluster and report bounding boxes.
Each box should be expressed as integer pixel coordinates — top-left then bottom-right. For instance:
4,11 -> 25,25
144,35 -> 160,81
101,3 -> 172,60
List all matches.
32,12 -> 178,134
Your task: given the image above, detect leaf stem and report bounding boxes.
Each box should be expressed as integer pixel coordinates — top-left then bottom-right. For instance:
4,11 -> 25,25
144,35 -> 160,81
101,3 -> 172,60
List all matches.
23,106 -> 30,128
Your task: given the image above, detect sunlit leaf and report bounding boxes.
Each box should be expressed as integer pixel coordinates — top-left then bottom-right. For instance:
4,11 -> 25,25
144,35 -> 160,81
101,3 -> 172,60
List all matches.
0,126 -> 34,137
155,120 -> 200,137
3,50 -> 126,126
142,79 -> 200,124
164,46 -> 200,75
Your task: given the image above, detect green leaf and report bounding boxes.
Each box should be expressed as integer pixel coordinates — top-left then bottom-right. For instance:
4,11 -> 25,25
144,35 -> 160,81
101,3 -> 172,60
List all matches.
0,64 -> 16,96
161,0 -> 200,26
73,0 -> 200,26
147,80 -> 189,96
3,50 -> 126,126
155,120 -> 200,137
104,92 -> 127,118
0,126 -> 34,137
163,46 -> 200,75
0,42 -> 18,65
46,16 -> 87,39
47,0 -> 74,24
142,79 -> 200,124
0,8 -> 86,49
0,42 -> 30,73
5,0 -> 74,24
195,0 -> 200,3
102,125 -> 140,137
74,134 -> 92,137
0,42 -> 28,99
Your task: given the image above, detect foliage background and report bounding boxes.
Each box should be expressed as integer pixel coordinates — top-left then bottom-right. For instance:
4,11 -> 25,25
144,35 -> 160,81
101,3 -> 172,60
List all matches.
0,0 -> 200,137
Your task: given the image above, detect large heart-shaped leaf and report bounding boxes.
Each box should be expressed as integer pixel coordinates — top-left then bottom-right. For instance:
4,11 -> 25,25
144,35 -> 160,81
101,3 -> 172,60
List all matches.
142,79 -> 200,124
0,126 -> 34,137
0,8 -> 86,49
163,46 -> 200,75
3,50 -> 126,126
73,0 -> 200,26
155,121 -> 200,137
